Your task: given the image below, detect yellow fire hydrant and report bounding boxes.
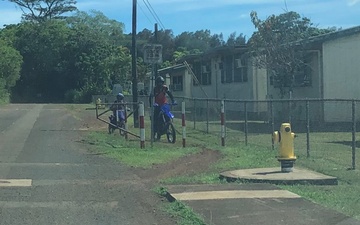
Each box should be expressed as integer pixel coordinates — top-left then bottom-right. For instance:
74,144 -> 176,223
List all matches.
272,123 -> 297,172
96,98 -> 102,109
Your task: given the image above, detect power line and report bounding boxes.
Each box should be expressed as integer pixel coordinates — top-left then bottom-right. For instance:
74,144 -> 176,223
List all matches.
137,1 -> 153,25
141,0 -> 160,27
141,0 -> 165,30
145,0 -> 165,29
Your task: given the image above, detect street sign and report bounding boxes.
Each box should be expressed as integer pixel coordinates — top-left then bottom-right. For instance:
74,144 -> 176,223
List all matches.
144,44 -> 163,64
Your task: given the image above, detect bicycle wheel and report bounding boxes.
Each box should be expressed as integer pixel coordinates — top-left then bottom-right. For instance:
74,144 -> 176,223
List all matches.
119,122 -> 126,136
108,124 -> 114,134
154,131 -> 161,141
166,123 -> 176,143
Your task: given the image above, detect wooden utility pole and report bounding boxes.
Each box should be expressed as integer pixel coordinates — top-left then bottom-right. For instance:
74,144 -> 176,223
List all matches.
132,0 -> 139,127
154,23 -> 158,79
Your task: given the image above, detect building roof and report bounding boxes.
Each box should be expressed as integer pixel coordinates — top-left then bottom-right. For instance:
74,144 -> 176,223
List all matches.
157,64 -> 186,74
177,45 -> 248,63
307,25 -> 360,44
297,25 -> 360,49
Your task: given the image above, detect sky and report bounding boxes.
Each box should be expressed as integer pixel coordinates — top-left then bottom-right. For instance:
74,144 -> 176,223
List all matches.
1,0 -> 360,40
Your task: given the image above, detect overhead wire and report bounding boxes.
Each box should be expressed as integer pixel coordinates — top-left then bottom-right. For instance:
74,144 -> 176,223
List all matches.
140,0 -> 166,30
137,1 -> 153,25
145,0 -> 165,29
141,0 -> 160,27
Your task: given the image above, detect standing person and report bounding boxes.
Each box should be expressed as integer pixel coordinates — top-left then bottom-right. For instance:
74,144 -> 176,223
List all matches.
149,76 -> 175,136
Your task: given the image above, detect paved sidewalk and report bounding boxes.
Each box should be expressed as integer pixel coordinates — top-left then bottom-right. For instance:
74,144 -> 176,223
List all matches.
165,183 -> 360,225
165,168 -> 354,225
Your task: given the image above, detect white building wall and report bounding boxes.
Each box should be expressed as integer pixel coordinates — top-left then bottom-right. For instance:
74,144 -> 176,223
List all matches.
189,57 -> 268,113
323,33 -> 360,122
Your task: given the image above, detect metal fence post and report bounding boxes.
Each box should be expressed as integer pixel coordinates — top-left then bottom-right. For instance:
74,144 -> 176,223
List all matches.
244,101 -> 248,146
182,101 -> 186,148
288,99 -> 292,123
139,102 -> 145,149
352,100 -> 356,170
306,100 -> 310,158
270,100 -> 274,150
193,98 -> 196,130
206,99 -> 209,133
221,100 -> 225,146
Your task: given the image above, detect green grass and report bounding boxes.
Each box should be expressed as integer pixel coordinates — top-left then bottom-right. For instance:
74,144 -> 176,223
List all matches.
84,131 -> 200,168
78,106 -> 360,222
164,201 -> 207,225
282,183 -> 360,220
153,186 -> 207,225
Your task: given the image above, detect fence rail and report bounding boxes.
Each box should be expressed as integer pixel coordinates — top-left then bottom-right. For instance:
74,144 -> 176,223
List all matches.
173,97 -> 359,170
93,94 -> 359,169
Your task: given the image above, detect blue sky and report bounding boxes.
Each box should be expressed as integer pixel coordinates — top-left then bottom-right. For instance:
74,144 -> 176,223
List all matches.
1,0 -> 360,39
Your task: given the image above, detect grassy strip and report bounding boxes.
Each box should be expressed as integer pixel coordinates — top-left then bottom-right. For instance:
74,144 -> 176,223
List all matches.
164,201 -> 206,225
76,105 -> 360,221
84,131 -> 200,168
153,187 -> 207,225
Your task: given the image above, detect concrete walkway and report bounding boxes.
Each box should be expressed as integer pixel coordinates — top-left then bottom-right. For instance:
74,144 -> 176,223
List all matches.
220,167 -> 338,185
164,168 -> 360,225
165,183 -> 360,225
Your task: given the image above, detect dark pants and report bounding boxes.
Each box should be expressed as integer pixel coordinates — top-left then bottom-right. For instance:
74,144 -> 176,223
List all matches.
153,106 -> 161,133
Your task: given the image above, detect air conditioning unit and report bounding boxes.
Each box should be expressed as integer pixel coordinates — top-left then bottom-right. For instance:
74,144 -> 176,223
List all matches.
235,58 -> 245,68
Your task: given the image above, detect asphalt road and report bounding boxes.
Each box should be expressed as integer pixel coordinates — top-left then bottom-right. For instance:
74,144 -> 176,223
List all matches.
0,104 -> 173,225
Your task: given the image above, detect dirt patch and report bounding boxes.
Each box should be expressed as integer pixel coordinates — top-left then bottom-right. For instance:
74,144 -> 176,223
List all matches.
79,107 -> 109,131
78,107 -> 224,181
75,106 -> 223,224
134,149 -> 223,181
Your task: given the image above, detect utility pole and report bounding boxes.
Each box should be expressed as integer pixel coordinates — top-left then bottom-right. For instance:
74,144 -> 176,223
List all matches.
154,23 -> 158,78
132,0 -> 139,127
150,23 -> 158,147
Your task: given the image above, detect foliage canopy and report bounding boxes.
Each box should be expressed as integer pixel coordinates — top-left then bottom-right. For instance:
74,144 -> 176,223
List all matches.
6,0 -> 77,22
249,11 -> 335,97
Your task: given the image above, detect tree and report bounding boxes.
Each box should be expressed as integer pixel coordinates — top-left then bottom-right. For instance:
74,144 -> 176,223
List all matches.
66,10 -> 125,45
0,39 -> 23,101
63,11 -> 130,102
174,30 -> 224,55
6,0 -> 77,22
11,20 -> 71,102
5,11 -> 130,103
249,11 -> 334,97
226,32 -> 246,46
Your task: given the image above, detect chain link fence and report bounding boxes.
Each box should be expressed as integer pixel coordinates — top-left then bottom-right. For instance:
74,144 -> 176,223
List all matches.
174,97 -> 359,170
94,94 -> 359,169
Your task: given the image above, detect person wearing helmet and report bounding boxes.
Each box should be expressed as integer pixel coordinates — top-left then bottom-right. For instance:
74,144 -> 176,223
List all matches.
110,92 -> 125,122
149,76 -> 175,136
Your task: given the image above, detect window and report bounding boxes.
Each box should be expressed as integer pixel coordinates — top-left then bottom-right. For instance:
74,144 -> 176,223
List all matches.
221,55 -> 233,83
172,76 -> 183,91
221,54 -> 248,83
293,53 -> 312,87
234,57 -> 248,83
192,61 -> 211,86
201,61 -> 211,85
270,53 -> 313,87
192,62 -> 201,86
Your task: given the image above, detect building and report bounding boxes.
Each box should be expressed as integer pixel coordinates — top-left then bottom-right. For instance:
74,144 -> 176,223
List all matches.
158,26 -> 360,123
158,46 -> 268,118
266,26 -> 360,122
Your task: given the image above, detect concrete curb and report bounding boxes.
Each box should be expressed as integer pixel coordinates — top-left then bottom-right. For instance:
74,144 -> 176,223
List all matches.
219,167 -> 338,185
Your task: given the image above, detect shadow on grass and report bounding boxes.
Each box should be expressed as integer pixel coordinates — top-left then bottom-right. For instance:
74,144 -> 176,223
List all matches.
328,141 -> 360,148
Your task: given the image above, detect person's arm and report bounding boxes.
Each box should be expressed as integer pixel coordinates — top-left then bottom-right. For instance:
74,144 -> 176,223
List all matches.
149,93 -> 153,106
110,101 -> 115,110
